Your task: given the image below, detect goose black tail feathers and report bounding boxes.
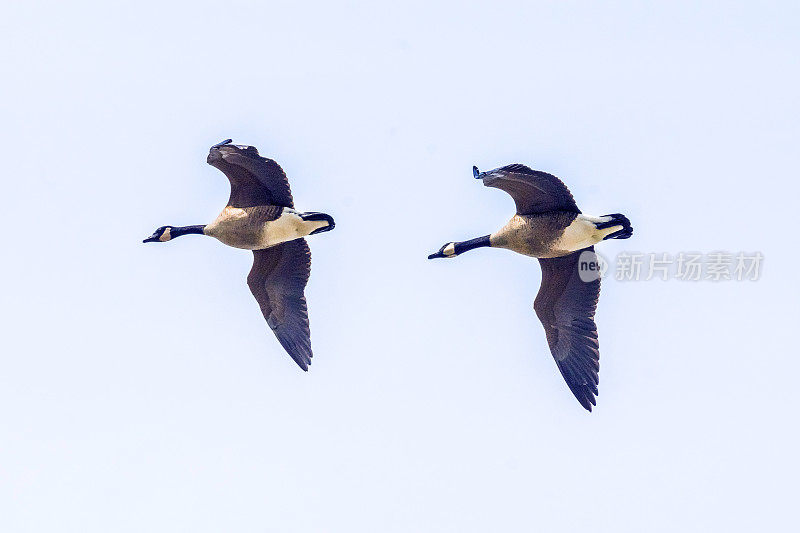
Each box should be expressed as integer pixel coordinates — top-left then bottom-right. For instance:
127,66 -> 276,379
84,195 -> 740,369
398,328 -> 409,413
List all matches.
599,213 -> 633,240
300,212 -> 336,235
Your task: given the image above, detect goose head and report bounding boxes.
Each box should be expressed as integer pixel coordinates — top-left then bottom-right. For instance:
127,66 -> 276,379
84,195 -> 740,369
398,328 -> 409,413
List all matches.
428,242 -> 458,259
143,226 -> 174,243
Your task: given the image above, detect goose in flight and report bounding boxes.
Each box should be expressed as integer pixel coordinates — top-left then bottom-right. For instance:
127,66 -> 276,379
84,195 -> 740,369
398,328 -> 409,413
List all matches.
144,139 -> 334,370
428,164 -> 633,411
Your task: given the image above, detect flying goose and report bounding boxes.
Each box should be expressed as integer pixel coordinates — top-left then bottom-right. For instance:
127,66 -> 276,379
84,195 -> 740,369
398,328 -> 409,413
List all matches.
144,139 -> 335,370
428,164 -> 633,411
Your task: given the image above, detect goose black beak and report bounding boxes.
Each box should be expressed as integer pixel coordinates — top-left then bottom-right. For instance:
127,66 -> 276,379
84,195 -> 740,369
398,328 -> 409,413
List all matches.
143,233 -> 159,243
473,166 -> 481,179
428,250 -> 445,260
211,138 -> 233,148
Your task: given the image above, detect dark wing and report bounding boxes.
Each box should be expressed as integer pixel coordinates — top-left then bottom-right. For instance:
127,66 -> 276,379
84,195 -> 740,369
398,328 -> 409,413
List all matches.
482,164 -> 580,215
210,146 -> 295,208
247,239 -> 312,370
534,247 -> 601,411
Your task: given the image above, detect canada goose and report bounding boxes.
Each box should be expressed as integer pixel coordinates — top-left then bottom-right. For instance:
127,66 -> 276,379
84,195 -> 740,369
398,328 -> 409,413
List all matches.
144,139 -> 335,370
428,164 -> 633,411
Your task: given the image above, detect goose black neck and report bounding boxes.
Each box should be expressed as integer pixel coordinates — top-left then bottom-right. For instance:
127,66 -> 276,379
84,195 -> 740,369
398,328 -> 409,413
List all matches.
455,235 -> 491,255
172,225 -> 206,238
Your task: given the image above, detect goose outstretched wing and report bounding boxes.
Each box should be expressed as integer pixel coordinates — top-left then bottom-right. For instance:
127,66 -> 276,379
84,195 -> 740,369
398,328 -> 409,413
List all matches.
247,239 -> 313,370
534,247 -> 601,411
207,141 -> 295,208
477,164 -> 580,215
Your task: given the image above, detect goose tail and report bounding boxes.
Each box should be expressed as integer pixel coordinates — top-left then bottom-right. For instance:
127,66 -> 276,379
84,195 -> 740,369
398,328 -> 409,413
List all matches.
300,211 -> 335,235
598,213 -> 633,240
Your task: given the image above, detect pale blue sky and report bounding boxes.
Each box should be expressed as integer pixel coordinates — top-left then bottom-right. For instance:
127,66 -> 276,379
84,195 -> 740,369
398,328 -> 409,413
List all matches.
1,1 -> 798,532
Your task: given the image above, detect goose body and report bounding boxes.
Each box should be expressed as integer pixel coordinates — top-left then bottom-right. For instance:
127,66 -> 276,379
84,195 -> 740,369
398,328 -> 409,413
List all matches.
491,212 -> 626,258
144,140 -> 334,370
429,164 -> 633,411
204,206 -> 330,250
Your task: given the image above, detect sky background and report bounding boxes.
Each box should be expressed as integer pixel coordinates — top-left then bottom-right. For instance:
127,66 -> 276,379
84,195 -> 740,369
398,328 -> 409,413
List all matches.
1,1 -> 799,531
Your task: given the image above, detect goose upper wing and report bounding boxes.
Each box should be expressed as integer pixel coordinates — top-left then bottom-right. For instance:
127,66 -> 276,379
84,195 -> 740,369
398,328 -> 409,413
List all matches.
479,164 -> 580,215
208,144 -> 295,208
533,247 -> 601,411
247,239 -> 313,370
